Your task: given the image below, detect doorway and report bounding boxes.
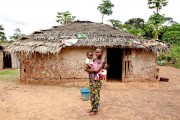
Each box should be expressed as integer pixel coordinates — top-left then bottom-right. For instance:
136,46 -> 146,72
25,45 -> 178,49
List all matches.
107,48 -> 123,81
3,53 -> 12,68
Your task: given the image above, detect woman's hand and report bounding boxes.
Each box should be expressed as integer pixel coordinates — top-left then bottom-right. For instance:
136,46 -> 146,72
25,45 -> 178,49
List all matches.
87,60 -> 104,73
85,68 -> 95,73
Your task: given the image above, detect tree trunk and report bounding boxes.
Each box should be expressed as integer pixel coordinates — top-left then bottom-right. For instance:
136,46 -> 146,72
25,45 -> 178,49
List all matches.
64,16 -> 67,24
102,15 -> 104,23
155,24 -> 159,40
156,7 -> 159,14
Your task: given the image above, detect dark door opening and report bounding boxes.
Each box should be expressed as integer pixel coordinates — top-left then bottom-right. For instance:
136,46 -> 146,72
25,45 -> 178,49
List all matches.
107,48 -> 123,81
3,53 -> 12,68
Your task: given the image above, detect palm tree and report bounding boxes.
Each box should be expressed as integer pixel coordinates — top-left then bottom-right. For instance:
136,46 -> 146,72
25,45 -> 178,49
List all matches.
146,14 -> 171,39
124,18 -> 145,29
148,0 -> 168,14
97,0 -> 114,23
148,0 -> 168,40
56,11 -> 76,24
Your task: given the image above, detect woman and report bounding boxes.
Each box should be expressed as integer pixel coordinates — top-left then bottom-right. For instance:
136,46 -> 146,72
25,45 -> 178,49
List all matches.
85,47 -> 105,116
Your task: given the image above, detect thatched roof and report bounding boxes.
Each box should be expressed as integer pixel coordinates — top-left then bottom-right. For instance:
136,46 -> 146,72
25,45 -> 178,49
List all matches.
0,43 -> 8,50
6,21 -> 168,54
0,46 -> 3,51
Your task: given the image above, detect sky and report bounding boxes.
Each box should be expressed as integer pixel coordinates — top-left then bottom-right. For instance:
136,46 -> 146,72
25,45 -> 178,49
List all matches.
0,0 -> 180,39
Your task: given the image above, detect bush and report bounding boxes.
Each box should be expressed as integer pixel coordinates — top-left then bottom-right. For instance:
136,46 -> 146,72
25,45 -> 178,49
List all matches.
161,23 -> 180,45
162,31 -> 180,45
157,60 -> 167,66
158,45 -> 180,68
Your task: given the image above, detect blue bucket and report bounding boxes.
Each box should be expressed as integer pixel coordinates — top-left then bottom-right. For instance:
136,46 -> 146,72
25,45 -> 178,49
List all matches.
80,88 -> 90,101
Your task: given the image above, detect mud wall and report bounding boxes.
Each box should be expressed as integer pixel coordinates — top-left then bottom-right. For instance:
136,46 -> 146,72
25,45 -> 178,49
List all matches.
124,49 -> 157,82
11,54 -> 20,69
0,51 -> 3,69
20,47 -> 107,84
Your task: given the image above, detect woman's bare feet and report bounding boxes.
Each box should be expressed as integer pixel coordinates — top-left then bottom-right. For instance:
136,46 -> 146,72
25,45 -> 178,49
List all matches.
89,111 -> 98,116
87,109 -> 93,113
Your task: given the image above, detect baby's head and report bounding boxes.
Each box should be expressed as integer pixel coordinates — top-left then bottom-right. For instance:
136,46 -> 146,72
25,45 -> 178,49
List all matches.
87,50 -> 93,59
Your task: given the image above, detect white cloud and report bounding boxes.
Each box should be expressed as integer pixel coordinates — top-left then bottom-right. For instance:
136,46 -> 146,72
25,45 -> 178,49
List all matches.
0,0 -> 179,38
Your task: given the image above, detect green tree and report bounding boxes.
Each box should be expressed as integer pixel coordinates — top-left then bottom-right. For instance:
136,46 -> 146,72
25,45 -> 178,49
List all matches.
10,28 -> 22,41
97,0 -> 114,23
56,11 -> 76,24
158,24 -> 180,68
161,23 -> 180,44
126,28 -> 145,37
147,0 -> 168,40
144,22 -> 155,38
109,19 -> 122,27
0,25 -> 7,43
148,0 -> 168,14
145,14 -> 173,39
117,18 -> 145,37
124,18 -> 145,29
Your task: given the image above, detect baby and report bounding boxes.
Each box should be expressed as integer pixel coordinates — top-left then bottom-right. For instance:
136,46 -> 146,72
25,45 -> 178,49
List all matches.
85,50 -> 93,69
85,50 -> 94,79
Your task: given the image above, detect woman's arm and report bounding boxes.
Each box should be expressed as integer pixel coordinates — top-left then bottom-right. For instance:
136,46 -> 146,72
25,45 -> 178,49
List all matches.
84,64 -> 88,71
85,60 -> 105,73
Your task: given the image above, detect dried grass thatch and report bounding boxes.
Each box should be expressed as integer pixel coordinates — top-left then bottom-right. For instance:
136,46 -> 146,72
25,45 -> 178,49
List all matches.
0,43 -> 9,51
6,21 -> 168,54
0,45 -> 4,51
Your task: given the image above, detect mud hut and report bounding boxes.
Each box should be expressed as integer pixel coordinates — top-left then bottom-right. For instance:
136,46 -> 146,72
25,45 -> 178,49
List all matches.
0,45 -> 3,69
0,44 -> 20,70
6,21 -> 167,84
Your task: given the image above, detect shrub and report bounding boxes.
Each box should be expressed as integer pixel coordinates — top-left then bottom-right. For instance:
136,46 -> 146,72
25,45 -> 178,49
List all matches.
158,45 -> 180,68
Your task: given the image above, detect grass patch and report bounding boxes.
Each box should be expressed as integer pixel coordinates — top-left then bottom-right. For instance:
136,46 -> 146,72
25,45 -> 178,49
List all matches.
0,69 -> 19,82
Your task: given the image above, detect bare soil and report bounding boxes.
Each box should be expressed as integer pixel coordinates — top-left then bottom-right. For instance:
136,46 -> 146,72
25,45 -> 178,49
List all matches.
0,66 -> 180,120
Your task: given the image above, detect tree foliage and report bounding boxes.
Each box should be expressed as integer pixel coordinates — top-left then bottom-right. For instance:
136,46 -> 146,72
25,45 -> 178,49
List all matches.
124,18 -> 145,29
158,44 -> 180,68
97,0 -> 114,23
109,19 -> 122,27
147,0 -> 169,40
148,0 -> 168,14
0,25 -> 7,43
9,28 -> 22,41
126,28 -> 145,37
118,18 -> 145,37
161,23 -> 180,44
56,11 -> 76,24
145,14 -> 172,39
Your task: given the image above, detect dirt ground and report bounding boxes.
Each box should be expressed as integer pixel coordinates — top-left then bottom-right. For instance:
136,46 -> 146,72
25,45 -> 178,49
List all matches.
0,66 -> 180,120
